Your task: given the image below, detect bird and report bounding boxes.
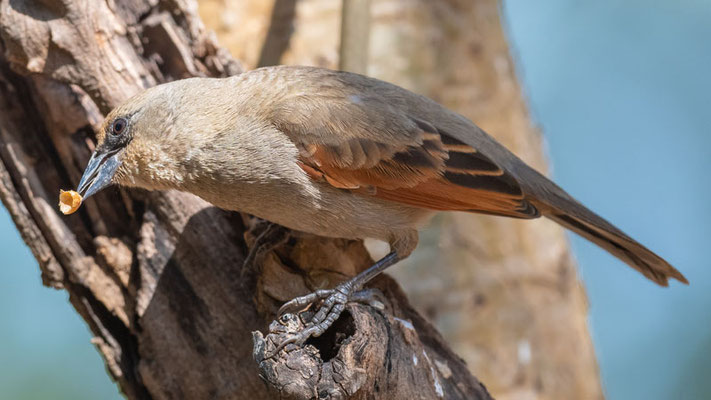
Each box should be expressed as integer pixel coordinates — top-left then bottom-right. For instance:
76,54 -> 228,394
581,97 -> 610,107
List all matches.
73,65 -> 687,348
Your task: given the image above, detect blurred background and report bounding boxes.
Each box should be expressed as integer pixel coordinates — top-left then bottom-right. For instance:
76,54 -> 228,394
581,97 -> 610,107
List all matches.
1,0 -> 708,399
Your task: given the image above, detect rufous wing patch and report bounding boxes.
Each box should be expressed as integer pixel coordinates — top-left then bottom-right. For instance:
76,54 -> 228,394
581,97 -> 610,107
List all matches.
297,120 -> 448,190
295,115 -> 538,219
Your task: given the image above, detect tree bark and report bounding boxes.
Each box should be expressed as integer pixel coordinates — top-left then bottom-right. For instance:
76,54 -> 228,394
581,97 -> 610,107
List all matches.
198,1 -> 603,399
339,0 -> 370,73
0,0 -> 490,399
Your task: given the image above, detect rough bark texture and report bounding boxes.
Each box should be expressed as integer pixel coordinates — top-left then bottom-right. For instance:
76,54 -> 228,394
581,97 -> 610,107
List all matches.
0,0 -> 491,399
197,1 -> 603,399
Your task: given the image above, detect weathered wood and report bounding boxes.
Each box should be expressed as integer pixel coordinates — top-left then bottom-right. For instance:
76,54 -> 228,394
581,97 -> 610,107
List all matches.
0,0 -> 490,398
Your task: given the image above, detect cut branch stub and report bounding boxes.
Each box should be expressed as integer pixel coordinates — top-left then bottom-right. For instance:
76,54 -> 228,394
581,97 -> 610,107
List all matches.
250,230 -> 493,400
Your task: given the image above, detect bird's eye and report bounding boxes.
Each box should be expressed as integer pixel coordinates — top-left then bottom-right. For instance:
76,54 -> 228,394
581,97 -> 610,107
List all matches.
111,118 -> 127,136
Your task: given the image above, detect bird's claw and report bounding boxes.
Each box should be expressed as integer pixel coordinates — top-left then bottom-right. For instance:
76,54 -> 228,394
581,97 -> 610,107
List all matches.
277,288 -> 337,316
240,222 -> 289,287
267,283 -> 367,358
265,323 -> 328,359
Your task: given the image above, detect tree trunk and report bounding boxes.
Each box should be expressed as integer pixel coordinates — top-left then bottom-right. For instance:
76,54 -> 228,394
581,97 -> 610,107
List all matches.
198,1 -> 603,399
0,0 -> 491,399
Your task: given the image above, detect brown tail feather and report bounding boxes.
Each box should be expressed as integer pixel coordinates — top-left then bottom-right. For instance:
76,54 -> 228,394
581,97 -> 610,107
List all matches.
539,200 -> 687,286
508,160 -> 688,286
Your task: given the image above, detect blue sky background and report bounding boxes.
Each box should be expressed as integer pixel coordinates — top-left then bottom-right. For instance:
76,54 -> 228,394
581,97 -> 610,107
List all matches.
1,1 -> 709,399
504,0 -> 711,399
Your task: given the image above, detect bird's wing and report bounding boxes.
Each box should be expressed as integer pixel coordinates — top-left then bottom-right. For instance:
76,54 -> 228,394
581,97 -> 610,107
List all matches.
270,85 -> 538,219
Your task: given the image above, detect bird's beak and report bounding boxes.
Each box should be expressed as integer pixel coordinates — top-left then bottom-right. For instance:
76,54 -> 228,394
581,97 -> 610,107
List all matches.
76,148 -> 122,200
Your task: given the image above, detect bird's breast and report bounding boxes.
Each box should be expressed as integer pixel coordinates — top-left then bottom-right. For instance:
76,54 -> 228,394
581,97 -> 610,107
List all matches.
189,176 -> 433,243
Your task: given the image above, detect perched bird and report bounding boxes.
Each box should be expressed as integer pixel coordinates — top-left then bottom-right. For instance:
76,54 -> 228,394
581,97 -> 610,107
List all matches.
74,66 -> 687,346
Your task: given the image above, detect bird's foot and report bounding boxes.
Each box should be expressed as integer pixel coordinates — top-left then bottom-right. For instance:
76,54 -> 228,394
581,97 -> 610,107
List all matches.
240,221 -> 289,290
265,286 -> 385,358
264,251 -> 399,358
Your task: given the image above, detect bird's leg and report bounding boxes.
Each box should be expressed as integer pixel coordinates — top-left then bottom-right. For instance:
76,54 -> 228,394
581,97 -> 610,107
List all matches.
276,288 -> 386,316
271,251 -> 399,353
240,221 -> 289,290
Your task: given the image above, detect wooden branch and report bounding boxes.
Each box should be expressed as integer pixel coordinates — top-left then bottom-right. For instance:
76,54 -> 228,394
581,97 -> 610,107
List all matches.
248,230 -> 491,399
0,0 -> 490,398
339,0 -> 371,73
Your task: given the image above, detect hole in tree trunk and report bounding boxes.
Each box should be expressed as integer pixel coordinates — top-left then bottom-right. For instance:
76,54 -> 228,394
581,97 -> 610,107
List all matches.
305,309 -> 356,361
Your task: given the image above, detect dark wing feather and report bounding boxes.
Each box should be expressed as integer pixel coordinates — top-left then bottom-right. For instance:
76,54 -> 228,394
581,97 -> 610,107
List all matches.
375,129 -> 539,218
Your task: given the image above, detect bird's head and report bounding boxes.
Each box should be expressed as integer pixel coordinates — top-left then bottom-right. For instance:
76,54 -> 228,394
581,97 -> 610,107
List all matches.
76,79 -> 225,200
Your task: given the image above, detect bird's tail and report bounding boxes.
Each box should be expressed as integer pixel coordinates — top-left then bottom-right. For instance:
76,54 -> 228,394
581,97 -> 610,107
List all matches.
525,174 -> 688,286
